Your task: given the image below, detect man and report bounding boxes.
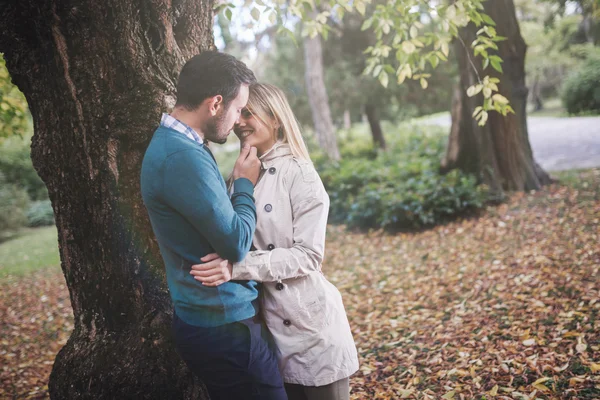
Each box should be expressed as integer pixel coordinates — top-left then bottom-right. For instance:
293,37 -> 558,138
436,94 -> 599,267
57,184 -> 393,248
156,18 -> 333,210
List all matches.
140,51 -> 286,399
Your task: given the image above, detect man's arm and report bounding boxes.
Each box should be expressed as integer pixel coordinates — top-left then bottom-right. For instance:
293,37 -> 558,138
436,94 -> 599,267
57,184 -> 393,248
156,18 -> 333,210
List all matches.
190,162 -> 330,284
163,148 -> 256,262
230,164 -> 328,281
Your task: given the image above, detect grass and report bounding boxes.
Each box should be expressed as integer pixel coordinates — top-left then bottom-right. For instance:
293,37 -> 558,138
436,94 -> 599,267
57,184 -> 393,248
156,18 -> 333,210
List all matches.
555,168 -> 600,190
0,225 -> 60,279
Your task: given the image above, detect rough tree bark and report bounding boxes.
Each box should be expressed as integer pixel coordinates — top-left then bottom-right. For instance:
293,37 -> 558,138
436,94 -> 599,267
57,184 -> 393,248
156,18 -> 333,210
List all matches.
0,1 -> 215,398
364,103 -> 386,150
441,0 -> 552,196
303,33 -> 340,161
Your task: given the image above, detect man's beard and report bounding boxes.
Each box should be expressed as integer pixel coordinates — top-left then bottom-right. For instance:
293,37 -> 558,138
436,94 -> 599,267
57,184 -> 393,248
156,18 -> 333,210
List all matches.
205,110 -> 229,145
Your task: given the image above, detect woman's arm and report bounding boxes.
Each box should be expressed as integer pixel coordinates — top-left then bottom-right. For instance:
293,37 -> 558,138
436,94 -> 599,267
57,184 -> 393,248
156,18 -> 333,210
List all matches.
190,161 -> 329,285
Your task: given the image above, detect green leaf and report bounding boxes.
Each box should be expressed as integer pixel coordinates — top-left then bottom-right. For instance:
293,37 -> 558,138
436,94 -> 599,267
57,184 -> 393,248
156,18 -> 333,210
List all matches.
277,26 -> 298,46
361,18 -> 373,31
382,23 -> 390,35
412,39 -> 424,48
492,94 -> 509,105
410,25 -> 418,39
379,71 -> 389,88
402,41 -> 416,54
478,110 -> 489,126
250,7 -> 260,21
429,55 -> 439,69
396,49 -> 404,62
467,84 -> 483,97
481,13 -> 496,26
225,7 -> 233,21
490,56 -> 503,73
213,4 -> 227,14
397,65 -> 411,84
441,42 -> 449,57
373,64 -> 382,78
356,1 -> 366,15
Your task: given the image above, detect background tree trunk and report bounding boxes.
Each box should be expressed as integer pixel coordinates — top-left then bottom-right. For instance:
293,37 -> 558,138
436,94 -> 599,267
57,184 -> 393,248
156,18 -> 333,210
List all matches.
530,75 -> 544,111
441,0 -> 552,196
303,33 -> 340,161
0,1 -> 214,398
364,103 -> 386,150
343,109 -> 352,130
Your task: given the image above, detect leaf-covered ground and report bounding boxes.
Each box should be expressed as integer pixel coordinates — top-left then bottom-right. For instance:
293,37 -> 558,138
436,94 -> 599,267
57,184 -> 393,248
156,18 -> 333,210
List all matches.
0,274 -> 72,398
1,170 -> 599,399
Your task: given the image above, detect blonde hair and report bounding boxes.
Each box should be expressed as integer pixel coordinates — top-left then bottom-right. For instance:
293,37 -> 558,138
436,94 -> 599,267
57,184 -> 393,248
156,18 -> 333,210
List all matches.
245,83 -> 311,162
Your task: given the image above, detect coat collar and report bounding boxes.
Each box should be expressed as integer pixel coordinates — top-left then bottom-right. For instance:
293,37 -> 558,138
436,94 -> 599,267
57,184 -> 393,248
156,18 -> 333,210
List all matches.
259,142 -> 292,168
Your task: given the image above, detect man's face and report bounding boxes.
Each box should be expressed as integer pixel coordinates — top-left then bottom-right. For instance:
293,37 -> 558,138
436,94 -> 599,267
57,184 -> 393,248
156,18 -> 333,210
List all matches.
205,84 -> 250,144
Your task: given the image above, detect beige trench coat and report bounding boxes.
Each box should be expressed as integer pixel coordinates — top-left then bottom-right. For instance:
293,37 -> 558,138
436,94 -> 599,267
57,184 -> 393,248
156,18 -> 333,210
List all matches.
231,143 -> 359,386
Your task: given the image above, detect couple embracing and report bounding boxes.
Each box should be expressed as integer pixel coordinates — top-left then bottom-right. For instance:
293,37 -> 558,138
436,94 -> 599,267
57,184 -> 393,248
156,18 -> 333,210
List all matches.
141,51 -> 358,400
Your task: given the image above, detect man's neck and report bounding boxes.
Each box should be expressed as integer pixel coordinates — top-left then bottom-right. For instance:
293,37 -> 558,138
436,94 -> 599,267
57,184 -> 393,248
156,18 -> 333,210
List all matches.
170,108 -> 205,141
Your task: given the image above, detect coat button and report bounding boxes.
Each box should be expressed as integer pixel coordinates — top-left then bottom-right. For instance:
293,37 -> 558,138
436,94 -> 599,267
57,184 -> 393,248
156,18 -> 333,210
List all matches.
283,319 -> 291,326
276,282 -> 284,290
268,167 -> 276,175
267,244 -> 275,250
264,204 -> 272,212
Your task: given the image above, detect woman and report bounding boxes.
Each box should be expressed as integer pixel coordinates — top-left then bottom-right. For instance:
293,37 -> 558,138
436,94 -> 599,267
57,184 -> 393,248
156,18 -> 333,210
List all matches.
191,83 -> 358,400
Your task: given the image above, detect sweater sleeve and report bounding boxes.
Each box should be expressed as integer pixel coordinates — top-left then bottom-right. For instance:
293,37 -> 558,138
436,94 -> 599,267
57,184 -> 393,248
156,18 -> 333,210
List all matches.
163,148 -> 256,262
231,162 -> 329,281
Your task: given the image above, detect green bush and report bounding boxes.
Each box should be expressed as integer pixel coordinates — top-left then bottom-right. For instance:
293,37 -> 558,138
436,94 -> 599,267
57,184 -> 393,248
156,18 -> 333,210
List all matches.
26,200 -> 55,227
561,54 -> 600,115
0,172 -> 30,239
0,135 -> 48,201
317,124 -> 488,230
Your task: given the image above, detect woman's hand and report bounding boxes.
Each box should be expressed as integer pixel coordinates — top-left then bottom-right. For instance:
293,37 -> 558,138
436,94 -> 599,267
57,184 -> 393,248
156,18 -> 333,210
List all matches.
190,253 -> 233,287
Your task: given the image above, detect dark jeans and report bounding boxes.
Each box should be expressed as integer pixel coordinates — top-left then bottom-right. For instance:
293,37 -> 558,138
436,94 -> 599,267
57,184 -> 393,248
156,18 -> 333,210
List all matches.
172,312 -> 287,400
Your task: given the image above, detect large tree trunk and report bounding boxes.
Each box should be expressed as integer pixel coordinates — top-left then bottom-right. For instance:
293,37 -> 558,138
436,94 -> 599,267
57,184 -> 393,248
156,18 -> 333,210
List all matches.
303,33 -> 340,161
364,103 -> 386,150
0,1 -> 214,398
441,0 -> 552,196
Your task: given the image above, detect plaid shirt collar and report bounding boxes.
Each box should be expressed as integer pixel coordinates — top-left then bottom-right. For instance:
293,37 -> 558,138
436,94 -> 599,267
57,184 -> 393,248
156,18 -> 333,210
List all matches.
160,113 -> 205,145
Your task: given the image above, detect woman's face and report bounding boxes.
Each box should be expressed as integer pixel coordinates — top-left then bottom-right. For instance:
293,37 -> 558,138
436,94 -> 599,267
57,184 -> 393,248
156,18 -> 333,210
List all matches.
233,108 -> 277,156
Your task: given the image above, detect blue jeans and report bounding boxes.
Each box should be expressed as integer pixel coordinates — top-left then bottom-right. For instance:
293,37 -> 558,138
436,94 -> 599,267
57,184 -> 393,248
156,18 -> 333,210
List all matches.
172,312 -> 287,400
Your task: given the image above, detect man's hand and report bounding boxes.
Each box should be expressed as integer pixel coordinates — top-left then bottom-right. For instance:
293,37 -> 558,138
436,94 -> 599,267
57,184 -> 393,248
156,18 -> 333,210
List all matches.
232,144 -> 261,185
190,253 -> 233,287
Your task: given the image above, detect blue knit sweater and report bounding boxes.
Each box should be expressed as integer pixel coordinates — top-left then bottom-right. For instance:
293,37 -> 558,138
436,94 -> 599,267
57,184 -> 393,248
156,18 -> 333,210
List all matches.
141,126 -> 258,327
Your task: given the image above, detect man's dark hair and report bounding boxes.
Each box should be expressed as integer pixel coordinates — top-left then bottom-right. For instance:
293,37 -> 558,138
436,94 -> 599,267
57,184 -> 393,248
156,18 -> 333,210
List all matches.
175,51 -> 256,110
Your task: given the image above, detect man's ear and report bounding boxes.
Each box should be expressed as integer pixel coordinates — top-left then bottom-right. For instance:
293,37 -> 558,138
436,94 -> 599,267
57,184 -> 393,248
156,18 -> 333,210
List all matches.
207,95 -> 223,116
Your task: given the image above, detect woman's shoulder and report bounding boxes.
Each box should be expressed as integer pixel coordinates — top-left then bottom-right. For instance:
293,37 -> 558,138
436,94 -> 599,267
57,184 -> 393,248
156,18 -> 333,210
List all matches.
284,157 -> 318,184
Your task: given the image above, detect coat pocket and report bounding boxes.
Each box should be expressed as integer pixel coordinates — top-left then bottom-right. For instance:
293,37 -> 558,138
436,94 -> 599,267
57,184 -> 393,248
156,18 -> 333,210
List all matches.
293,295 -> 328,336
